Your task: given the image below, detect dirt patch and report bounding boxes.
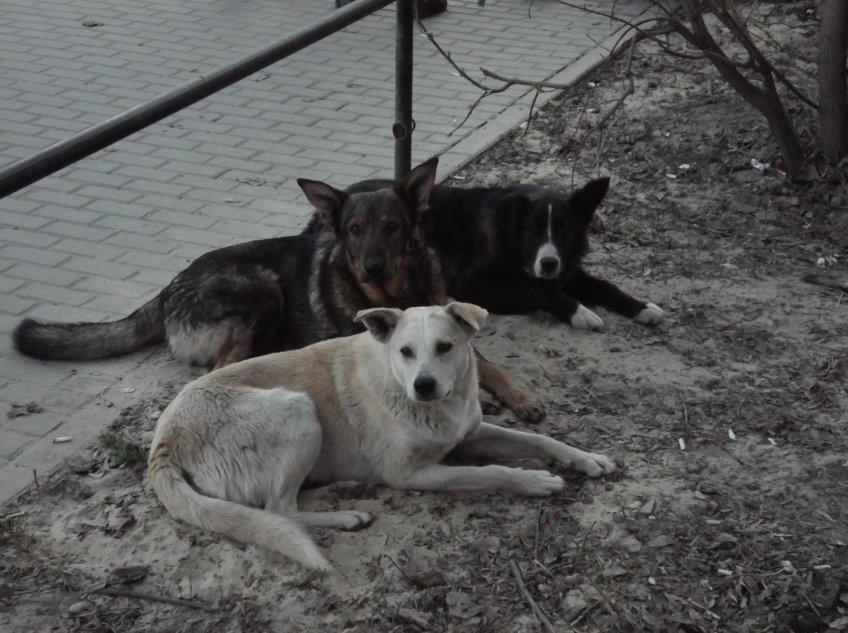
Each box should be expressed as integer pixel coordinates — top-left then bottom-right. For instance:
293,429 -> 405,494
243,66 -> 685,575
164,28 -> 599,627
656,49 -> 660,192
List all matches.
2,2 -> 847,631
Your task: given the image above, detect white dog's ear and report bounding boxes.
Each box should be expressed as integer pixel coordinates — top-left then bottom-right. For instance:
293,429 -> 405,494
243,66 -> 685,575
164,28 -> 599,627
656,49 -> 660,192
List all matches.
446,302 -> 488,336
354,307 -> 404,342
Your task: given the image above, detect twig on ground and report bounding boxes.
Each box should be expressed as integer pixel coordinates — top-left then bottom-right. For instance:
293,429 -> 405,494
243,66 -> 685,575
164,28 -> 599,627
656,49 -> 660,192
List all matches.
383,554 -> 417,586
91,586 -> 218,612
532,502 -> 544,562
509,559 -> 557,633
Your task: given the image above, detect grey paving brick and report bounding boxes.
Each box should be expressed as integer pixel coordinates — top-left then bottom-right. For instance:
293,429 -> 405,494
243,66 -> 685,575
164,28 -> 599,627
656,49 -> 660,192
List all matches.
0,276 -> 25,294
119,250 -> 193,273
74,275 -> 158,299
0,429 -> 31,460
131,267 -> 178,287
73,184 -> 144,203
107,231 -> 180,255
158,226 -> 233,248
0,464 -> 36,505
147,208 -> 218,229
6,263 -> 84,287
23,302 -> 113,325
31,204 -> 103,226
123,179 -> 192,198
62,257 -> 138,279
94,215 -> 169,237
0,244 -> 68,266
53,239 -> 129,263
172,173 -> 239,193
0,355 -> 76,387
86,199 -> 155,219
17,282 -> 96,307
0,198 -> 40,215
159,160 -> 232,178
0,209 -> 51,230
42,221 -> 115,242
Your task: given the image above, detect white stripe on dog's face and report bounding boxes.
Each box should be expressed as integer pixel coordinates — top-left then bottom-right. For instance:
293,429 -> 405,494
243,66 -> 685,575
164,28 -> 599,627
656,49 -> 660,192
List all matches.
532,203 -> 561,279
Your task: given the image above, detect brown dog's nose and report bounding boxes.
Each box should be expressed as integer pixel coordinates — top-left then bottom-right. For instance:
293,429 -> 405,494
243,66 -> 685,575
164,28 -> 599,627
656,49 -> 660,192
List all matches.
364,253 -> 386,280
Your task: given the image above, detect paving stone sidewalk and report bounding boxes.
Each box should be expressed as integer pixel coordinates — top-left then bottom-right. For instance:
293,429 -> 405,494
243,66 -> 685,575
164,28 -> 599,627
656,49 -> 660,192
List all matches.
0,0 -> 651,505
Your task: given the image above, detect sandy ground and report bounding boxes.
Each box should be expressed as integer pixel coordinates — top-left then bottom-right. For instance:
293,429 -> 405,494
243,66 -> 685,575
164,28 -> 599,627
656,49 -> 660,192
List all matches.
2,2 -> 847,631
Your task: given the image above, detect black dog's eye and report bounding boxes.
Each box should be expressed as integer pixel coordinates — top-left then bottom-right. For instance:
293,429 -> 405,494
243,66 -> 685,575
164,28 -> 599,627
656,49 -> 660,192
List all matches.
400,346 -> 414,358
385,221 -> 399,234
436,342 -> 453,354
348,224 -> 363,236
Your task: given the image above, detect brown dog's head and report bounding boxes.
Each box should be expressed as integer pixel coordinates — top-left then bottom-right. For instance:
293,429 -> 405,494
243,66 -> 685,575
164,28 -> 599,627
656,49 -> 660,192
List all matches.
297,158 -> 438,285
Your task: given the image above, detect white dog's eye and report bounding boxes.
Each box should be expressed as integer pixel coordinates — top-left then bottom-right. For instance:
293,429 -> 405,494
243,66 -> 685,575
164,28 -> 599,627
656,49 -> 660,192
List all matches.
436,342 -> 453,354
400,346 -> 415,359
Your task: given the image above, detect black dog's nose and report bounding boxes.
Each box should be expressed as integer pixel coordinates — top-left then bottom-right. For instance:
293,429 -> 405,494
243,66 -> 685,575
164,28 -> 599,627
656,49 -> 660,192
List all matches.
414,375 -> 437,398
364,255 -> 386,279
540,257 -> 559,274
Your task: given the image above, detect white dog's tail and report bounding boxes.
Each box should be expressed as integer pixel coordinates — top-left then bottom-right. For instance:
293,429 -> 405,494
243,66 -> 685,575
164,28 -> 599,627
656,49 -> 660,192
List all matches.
149,459 -> 332,574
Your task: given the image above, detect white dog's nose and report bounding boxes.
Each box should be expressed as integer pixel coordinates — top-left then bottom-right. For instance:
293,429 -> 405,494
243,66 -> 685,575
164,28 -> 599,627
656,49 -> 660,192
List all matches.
413,375 -> 437,399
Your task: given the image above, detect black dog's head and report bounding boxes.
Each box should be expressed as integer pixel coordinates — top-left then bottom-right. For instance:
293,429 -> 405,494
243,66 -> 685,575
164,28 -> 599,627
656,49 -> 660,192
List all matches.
496,178 -> 609,281
297,158 -> 438,285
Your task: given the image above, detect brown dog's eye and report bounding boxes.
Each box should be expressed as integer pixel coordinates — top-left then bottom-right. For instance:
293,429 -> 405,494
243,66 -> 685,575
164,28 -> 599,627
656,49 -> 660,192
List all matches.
349,224 -> 363,236
400,346 -> 414,359
386,221 -> 399,234
436,342 -> 453,354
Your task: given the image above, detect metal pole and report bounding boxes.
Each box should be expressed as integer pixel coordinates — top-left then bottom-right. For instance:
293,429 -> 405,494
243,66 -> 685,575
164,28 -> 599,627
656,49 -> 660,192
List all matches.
0,0 -> 396,199
393,0 -> 414,180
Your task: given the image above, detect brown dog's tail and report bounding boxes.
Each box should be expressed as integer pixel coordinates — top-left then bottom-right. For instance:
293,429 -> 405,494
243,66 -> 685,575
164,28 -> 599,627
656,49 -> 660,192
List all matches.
13,295 -> 165,361
148,451 -> 332,574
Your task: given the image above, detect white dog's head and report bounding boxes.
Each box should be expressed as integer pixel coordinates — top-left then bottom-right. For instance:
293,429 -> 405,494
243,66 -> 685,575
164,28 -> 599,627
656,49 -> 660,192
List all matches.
354,302 -> 488,403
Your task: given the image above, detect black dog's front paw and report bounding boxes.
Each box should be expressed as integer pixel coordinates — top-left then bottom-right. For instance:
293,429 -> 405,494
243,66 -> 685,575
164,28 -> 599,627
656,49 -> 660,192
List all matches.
633,302 -> 666,325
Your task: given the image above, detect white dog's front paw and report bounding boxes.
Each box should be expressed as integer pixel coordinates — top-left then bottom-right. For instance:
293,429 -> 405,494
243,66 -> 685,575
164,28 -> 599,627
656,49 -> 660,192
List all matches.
514,469 -> 565,496
634,302 -> 666,325
337,511 -> 374,531
570,304 -> 604,330
575,451 -> 617,477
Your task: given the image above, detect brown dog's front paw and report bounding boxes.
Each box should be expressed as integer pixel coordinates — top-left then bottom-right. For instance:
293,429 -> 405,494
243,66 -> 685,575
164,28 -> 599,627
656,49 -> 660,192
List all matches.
478,389 -> 503,415
513,395 -> 546,424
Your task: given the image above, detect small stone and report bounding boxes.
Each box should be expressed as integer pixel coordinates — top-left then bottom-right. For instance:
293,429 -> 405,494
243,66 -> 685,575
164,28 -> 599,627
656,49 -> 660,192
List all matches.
68,601 -> 93,615
562,589 -> 588,621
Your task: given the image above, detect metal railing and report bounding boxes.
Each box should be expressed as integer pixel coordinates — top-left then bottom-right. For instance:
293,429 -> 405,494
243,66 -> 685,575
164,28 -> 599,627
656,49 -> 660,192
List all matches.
0,0 -> 414,198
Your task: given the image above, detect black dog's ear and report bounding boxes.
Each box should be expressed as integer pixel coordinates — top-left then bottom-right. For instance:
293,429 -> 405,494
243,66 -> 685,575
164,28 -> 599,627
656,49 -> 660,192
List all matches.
297,179 -> 347,234
354,307 -> 404,343
568,177 -> 610,224
446,302 -> 488,337
401,156 -> 439,216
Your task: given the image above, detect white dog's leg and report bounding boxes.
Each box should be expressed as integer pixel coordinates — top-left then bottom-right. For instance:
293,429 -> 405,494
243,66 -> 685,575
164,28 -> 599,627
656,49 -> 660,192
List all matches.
455,422 -> 616,477
389,463 -> 565,497
294,510 -> 373,531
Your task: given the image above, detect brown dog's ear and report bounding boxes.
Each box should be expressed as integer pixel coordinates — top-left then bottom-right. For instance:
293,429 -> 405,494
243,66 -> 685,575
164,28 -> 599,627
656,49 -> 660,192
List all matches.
445,302 -> 488,336
297,179 -> 346,234
568,177 -> 610,225
401,156 -> 439,214
354,307 -> 404,343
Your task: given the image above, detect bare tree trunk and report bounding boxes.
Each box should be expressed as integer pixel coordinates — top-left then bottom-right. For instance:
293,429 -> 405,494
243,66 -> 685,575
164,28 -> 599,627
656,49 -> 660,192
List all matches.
818,0 -> 848,163
673,0 -> 806,175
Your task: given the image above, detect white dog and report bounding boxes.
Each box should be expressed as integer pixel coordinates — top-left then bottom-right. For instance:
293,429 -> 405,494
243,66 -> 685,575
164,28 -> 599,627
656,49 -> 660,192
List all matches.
148,303 -> 616,574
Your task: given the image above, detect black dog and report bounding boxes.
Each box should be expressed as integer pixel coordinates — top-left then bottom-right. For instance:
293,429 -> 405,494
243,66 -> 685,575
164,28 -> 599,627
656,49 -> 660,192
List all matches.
425,178 -> 665,329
